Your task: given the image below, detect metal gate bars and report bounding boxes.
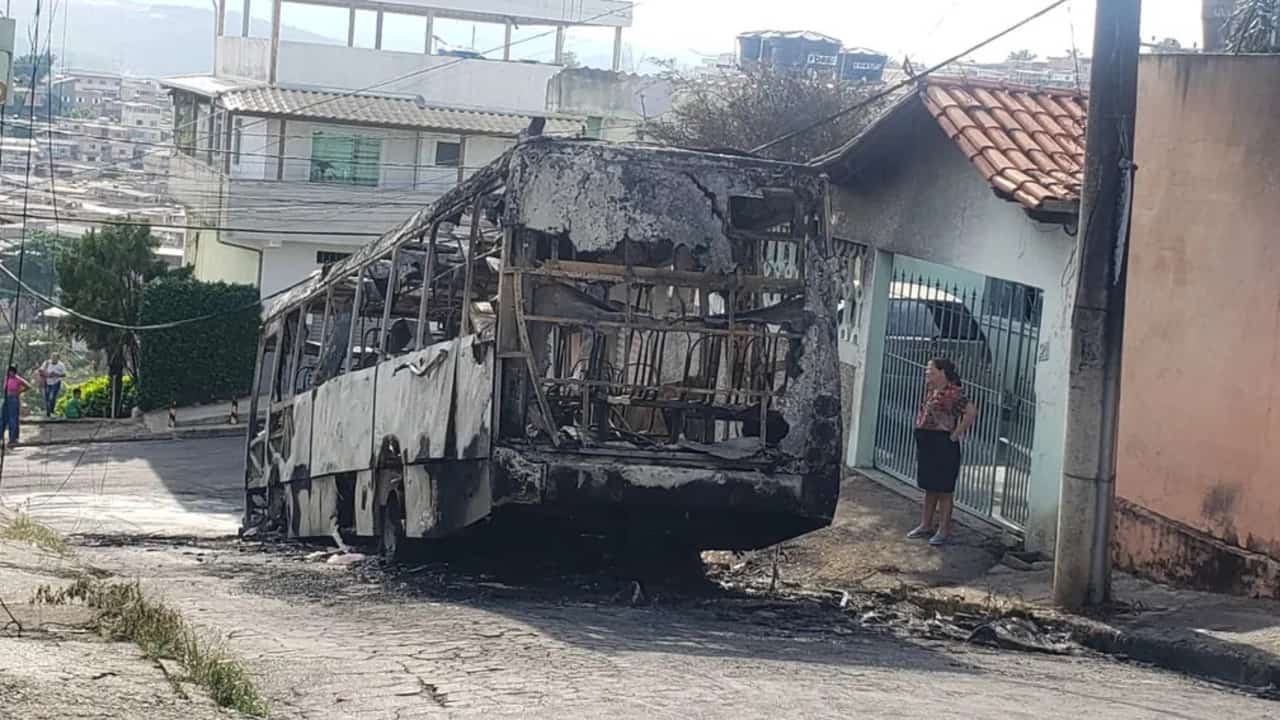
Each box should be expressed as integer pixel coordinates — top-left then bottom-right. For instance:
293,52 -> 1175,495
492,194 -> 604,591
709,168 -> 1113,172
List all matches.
872,269 -> 1042,530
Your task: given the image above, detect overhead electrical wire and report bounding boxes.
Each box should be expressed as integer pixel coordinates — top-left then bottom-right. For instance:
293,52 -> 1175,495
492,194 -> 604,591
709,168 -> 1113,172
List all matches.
749,0 -> 1072,156
38,1 -> 636,187
0,211 -> 387,237
42,0 -> 62,251
2,0 -> 46,482
0,258 -> 315,331
7,124 -> 523,171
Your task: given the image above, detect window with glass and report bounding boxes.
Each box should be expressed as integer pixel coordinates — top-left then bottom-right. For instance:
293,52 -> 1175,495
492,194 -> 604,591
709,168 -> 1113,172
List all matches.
433,140 -> 461,168
310,131 -> 382,186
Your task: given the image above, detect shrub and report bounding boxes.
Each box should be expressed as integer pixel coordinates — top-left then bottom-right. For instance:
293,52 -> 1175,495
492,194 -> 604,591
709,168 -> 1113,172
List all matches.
137,278 -> 259,411
55,375 -> 136,418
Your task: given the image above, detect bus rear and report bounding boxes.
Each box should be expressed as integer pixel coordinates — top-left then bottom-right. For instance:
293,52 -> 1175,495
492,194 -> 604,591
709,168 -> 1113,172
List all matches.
243,140 -> 842,553
488,141 -> 843,550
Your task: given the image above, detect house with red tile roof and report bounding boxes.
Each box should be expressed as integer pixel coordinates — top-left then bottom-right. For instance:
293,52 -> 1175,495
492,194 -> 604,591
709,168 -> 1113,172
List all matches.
813,76 -> 1087,553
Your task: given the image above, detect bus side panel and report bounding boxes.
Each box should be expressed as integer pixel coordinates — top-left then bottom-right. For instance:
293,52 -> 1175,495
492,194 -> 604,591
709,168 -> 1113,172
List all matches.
285,392 -> 314,481
288,476 -> 338,538
453,335 -> 495,460
311,368 -> 376,476
405,461 -> 492,539
373,340 -> 456,463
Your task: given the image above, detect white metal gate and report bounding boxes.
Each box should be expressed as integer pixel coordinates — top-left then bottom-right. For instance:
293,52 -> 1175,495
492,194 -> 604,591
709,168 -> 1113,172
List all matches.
873,269 -> 1042,529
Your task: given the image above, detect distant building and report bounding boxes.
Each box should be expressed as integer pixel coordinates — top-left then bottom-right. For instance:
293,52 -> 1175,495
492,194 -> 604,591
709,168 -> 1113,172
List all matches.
736,30 -> 888,83
935,54 -> 1092,90
546,68 -> 673,142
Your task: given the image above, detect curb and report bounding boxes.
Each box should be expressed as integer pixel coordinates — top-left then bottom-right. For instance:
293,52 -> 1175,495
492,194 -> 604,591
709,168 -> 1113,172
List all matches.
17,426 -> 246,447
1069,617 -> 1280,693
905,589 -> 1280,695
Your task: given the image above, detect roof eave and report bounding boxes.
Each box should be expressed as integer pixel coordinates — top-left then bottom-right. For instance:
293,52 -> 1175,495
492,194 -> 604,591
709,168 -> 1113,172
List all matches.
220,107 -> 582,138
1024,197 -> 1080,224
809,86 -> 923,174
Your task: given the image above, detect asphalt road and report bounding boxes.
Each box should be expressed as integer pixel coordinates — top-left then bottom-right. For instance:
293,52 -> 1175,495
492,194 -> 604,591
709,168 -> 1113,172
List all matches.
3,437 -> 1277,719
0,436 -> 244,537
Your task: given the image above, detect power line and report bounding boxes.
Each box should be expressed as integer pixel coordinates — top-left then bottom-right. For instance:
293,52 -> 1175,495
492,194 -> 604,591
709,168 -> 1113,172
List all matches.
7,122 -> 532,171
43,0 -> 62,251
14,118 -> 555,144
42,1 -> 633,186
0,256 -> 313,331
0,210 -> 388,237
750,0 -> 1072,156
0,179 -> 467,226
3,0 -> 45,479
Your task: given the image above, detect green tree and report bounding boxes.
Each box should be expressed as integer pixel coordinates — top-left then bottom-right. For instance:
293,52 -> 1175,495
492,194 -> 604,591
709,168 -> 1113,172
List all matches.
9,51 -> 56,108
1226,0 -> 1280,52
14,51 -> 55,85
0,232 -> 68,305
643,65 -> 885,163
1007,49 -> 1037,62
55,222 -> 182,417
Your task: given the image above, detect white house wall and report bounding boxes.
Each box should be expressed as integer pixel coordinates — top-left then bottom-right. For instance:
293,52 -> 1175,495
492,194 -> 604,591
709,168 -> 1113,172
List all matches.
188,227 -> 259,287
221,118 -> 515,297
830,121 -> 1077,553
218,36 -> 272,81
218,37 -> 562,115
229,116 -> 274,183
258,240 -> 363,297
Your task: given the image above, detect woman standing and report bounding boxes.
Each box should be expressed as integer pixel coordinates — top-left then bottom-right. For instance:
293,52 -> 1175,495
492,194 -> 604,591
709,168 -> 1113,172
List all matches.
3,365 -> 32,447
908,357 -> 977,546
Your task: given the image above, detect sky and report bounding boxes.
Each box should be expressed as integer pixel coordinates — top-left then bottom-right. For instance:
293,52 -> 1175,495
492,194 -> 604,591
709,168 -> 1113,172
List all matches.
16,0 -> 1209,73
621,0 -> 1202,67
269,0 -> 1208,70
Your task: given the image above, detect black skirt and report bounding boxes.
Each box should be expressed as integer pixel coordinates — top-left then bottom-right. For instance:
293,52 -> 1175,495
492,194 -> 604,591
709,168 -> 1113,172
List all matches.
915,429 -> 961,494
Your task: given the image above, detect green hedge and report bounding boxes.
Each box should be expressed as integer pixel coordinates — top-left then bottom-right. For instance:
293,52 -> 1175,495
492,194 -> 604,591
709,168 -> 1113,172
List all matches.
55,375 -> 137,418
137,278 -> 259,411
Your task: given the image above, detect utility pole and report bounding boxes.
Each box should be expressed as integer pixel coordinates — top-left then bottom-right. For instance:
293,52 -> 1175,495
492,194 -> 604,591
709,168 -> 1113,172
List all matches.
1202,0 -> 1236,52
1052,0 -> 1142,611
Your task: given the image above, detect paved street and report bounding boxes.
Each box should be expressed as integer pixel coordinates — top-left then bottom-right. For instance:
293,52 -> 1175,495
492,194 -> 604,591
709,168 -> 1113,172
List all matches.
0,437 -> 244,537
2,437 -> 1278,719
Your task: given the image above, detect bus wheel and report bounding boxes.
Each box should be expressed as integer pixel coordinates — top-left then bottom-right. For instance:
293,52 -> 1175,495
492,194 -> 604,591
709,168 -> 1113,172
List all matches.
379,492 -> 406,562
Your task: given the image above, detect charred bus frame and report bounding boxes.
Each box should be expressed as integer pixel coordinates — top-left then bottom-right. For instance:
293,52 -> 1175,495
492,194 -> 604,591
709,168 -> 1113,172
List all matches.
244,139 -> 843,555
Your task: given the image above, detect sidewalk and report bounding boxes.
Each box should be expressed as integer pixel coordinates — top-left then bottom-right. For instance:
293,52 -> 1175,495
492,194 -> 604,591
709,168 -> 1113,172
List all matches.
0,537 -> 250,719
139,397 -> 252,435
20,417 -> 245,447
711,471 -> 1280,695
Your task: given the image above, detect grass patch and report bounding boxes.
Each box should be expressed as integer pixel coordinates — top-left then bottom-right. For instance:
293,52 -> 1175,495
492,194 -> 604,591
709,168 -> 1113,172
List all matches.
35,578 -> 268,717
0,512 -> 70,556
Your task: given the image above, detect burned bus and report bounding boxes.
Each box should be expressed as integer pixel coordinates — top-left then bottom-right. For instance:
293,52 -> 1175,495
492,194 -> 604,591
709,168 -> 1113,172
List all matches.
243,139 -> 843,557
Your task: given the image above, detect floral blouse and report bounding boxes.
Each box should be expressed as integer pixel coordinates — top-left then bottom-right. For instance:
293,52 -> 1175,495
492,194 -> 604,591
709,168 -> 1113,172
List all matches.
915,384 -> 971,433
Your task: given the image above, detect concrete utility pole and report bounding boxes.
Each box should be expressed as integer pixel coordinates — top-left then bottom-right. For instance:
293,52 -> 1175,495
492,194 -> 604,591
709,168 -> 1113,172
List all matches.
1202,0 -> 1236,52
1052,0 -> 1142,611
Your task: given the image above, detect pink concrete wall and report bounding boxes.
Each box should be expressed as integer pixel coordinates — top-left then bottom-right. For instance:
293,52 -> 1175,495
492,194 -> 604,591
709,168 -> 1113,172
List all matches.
1118,55 -> 1280,566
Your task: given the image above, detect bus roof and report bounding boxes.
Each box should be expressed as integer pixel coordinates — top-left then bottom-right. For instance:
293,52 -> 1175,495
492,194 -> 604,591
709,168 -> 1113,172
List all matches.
262,138 -> 819,322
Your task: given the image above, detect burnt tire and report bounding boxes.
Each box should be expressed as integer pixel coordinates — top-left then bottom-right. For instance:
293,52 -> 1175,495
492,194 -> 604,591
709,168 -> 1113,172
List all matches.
379,492 -> 407,563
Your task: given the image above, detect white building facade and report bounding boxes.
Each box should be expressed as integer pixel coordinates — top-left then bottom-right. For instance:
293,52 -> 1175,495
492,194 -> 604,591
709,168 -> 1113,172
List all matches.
165,0 -> 629,297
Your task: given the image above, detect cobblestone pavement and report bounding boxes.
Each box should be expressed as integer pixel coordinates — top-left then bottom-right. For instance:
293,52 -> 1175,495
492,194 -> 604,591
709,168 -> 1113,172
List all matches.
4,439 -> 1278,719
79,538 -> 1278,720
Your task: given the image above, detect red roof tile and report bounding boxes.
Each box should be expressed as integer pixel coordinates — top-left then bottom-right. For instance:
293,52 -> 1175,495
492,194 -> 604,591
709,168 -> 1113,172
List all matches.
921,78 -> 1087,211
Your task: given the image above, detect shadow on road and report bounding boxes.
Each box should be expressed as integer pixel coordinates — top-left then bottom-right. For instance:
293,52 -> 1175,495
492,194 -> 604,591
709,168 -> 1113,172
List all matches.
168,524 -> 980,675
0,438 -> 244,535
